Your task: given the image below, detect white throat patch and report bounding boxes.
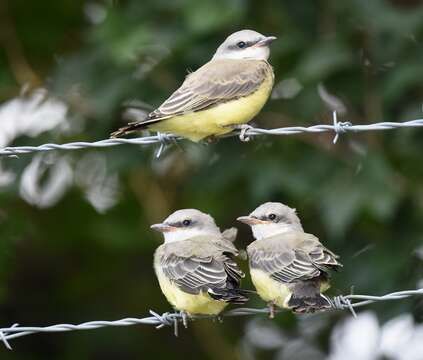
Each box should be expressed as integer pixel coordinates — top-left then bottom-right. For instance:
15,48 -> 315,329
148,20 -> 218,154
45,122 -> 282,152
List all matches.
163,228 -> 219,243
212,46 -> 270,61
252,223 -> 300,240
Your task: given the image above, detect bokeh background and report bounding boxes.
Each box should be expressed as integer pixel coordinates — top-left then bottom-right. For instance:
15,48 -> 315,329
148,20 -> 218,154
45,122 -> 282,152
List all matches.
1,0 -> 423,359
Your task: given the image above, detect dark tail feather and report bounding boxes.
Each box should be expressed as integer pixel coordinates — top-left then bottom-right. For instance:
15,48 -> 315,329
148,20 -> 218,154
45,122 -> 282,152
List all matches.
287,293 -> 331,313
110,107 -> 151,138
208,288 -> 250,305
110,122 -> 147,138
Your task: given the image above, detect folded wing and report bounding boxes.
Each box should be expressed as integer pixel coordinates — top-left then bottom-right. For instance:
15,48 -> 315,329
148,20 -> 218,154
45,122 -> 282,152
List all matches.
148,59 -> 271,121
160,251 -> 248,304
248,236 -> 342,283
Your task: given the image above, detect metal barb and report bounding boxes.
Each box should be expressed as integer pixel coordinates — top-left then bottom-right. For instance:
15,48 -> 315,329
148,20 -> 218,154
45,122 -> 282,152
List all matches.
0,118 -> 423,157
2,148 -> 20,159
0,289 -> 421,347
149,310 -> 176,328
332,111 -> 352,144
0,330 -> 12,350
155,132 -> 171,158
330,295 -> 357,318
0,324 -> 18,350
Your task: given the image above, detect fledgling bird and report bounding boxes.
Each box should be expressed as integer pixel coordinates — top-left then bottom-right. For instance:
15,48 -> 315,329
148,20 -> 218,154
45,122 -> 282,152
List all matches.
111,29 -> 276,142
152,209 -> 249,326
237,202 -> 342,315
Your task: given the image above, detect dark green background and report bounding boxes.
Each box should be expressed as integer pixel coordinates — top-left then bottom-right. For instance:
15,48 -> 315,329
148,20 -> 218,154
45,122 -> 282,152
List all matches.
0,0 -> 422,358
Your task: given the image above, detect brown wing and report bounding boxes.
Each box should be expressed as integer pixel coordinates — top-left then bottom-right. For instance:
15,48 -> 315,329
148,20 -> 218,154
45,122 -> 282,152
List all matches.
110,59 -> 272,137
142,59 -> 271,123
248,236 -> 342,284
160,252 -> 244,295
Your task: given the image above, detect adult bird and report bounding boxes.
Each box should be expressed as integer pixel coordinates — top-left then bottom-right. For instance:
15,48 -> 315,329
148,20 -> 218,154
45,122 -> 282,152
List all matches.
111,30 -> 276,142
238,202 -> 342,316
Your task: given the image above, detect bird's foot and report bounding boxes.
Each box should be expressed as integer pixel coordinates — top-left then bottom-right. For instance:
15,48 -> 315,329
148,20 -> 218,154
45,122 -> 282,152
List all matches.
292,306 -> 311,314
173,314 -> 179,337
214,315 -> 224,323
237,124 -> 254,142
222,124 -> 254,142
268,302 -> 276,319
180,311 -> 189,329
203,135 -> 218,144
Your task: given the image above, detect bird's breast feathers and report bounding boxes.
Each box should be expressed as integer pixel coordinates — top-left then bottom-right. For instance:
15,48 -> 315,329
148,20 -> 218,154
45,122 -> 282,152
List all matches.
250,268 -> 292,308
155,266 -> 228,315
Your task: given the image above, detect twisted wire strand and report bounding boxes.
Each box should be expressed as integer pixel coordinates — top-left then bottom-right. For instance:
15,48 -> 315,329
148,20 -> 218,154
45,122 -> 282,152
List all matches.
0,287 -> 421,349
1,114 -> 422,158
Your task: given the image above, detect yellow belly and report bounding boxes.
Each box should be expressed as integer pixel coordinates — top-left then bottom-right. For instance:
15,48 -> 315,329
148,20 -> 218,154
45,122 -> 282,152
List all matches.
250,269 -> 330,308
156,270 -> 227,315
250,269 -> 292,308
149,76 -> 273,142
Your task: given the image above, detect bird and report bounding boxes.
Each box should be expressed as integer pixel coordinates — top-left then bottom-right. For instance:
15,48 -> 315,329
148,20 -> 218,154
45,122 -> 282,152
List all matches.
111,29 -> 276,142
151,209 -> 249,327
237,202 -> 342,316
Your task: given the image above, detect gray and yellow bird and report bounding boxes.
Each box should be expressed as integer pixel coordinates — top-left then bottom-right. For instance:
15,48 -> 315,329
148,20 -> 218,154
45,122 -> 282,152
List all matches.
237,202 -> 342,315
152,209 -> 249,325
111,29 -> 276,142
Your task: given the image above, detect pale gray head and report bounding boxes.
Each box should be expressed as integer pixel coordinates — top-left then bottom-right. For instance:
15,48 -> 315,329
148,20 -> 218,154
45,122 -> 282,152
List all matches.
237,202 -> 303,240
212,29 -> 276,61
151,209 -> 220,243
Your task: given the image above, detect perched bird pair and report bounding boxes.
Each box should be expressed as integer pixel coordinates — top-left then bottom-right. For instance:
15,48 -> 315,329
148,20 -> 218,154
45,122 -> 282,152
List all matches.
152,203 -> 342,325
111,30 -> 276,142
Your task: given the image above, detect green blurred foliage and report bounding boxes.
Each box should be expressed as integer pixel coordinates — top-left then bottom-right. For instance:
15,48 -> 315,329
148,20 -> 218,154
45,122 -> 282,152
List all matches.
0,0 -> 423,359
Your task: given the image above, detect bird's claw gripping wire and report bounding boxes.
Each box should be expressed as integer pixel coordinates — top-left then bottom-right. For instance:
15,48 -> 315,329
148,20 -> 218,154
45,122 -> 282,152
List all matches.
180,311 -> 189,329
172,311 -> 189,337
0,288 -> 422,347
238,124 -> 254,142
1,117 -> 423,158
223,124 -> 254,142
268,302 -> 276,319
214,315 -> 224,323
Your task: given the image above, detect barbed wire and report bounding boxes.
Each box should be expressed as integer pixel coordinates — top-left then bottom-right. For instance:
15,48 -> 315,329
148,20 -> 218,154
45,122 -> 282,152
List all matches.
0,287 -> 421,350
1,112 -> 422,159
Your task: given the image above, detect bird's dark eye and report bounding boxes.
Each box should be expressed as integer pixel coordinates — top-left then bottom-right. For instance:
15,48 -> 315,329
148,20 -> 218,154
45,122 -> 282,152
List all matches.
237,41 -> 247,49
268,213 -> 277,221
182,219 -> 191,227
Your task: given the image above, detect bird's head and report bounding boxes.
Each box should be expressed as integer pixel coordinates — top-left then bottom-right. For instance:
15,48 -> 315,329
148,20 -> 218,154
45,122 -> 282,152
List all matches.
151,209 -> 221,243
237,202 -> 303,240
212,29 -> 276,61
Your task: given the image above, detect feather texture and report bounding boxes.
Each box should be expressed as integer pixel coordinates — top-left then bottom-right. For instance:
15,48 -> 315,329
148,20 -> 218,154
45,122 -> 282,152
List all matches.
111,59 -> 274,140
247,231 -> 342,284
154,235 -> 248,313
